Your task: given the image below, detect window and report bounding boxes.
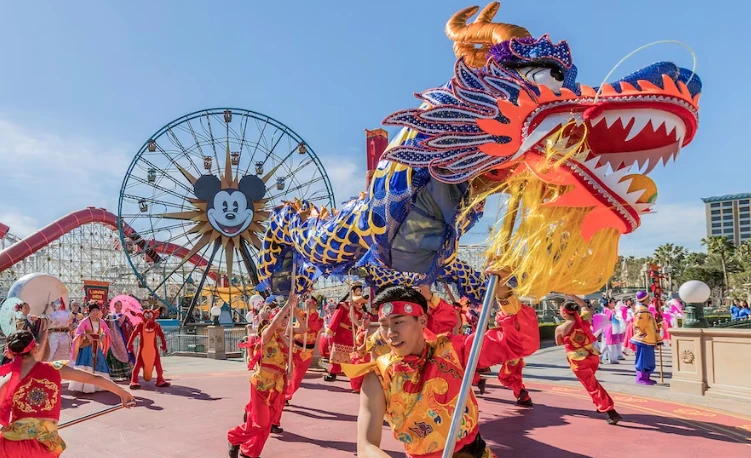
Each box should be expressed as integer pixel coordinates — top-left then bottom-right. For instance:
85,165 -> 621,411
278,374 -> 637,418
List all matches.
741,220 -> 751,226
712,222 -> 722,228
711,203 -> 720,208
723,213 -> 733,220
712,229 -> 723,235
711,209 -> 721,215
740,213 -> 750,219
712,216 -> 721,221
740,206 -> 750,212
743,233 -> 751,240
740,199 -> 749,205
724,220 -> 734,226
723,201 -> 733,207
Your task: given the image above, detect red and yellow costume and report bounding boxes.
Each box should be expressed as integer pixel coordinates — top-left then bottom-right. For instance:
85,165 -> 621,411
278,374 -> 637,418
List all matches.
325,302 -> 366,387
229,331 -> 292,457
344,300 -> 525,458
494,296 -> 538,402
0,343 -> 67,458
285,308 -> 324,401
560,309 -> 614,413
426,295 -> 459,335
127,309 -> 169,389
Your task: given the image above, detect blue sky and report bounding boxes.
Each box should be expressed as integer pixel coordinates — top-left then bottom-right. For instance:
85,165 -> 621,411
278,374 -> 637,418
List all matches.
0,0 -> 745,257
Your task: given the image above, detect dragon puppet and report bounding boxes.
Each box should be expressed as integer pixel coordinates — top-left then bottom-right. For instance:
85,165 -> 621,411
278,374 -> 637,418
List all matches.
257,2 -> 701,304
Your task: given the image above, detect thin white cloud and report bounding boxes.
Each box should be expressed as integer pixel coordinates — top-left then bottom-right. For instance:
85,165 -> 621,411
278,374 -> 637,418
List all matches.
0,118 -> 131,235
618,202 -> 706,256
318,155 -> 365,205
0,212 -> 38,238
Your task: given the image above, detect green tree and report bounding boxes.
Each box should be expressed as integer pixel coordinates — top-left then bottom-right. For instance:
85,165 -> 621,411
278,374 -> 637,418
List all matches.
684,251 -> 708,267
701,236 -> 735,291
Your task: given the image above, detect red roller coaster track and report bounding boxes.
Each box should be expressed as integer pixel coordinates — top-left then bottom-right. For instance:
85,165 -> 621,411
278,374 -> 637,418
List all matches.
0,207 -> 213,280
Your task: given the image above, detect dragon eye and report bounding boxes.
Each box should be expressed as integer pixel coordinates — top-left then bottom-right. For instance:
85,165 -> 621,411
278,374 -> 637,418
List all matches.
517,66 -> 565,92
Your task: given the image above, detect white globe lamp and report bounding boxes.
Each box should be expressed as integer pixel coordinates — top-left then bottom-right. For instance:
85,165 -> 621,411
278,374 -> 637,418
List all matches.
210,305 -> 222,325
678,280 -> 710,328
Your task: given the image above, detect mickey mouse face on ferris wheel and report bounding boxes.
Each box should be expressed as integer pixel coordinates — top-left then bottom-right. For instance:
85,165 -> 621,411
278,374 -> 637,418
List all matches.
194,175 -> 266,238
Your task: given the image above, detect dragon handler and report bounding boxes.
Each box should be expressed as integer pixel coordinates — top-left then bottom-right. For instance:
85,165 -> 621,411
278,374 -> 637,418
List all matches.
344,277 -> 527,458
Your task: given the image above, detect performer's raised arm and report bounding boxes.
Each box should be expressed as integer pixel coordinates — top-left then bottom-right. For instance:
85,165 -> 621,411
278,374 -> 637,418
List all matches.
262,295 -> 298,345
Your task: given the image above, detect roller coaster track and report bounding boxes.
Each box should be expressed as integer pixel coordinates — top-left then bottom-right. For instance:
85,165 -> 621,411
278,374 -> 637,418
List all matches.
0,207 -> 213,279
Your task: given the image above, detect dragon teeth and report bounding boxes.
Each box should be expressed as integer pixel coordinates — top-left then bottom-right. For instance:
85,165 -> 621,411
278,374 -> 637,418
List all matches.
624,114 -> 651,142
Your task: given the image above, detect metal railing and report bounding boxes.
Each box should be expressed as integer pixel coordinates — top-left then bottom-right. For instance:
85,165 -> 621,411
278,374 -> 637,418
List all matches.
164,333 -> 208,354
224,327 -> 249,354
710,317 -> 751,329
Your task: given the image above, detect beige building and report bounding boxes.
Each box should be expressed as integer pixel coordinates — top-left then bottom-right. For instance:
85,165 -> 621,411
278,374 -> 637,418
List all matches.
702,193 -> 751,246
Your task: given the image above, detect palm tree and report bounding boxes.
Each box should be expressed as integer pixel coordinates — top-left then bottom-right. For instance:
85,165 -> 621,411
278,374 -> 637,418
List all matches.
653,243 -> 688,281
701,236 -> 735,290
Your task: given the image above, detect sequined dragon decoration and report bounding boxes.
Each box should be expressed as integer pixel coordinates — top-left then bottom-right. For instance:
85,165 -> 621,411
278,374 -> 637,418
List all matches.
258,2 -> 701,302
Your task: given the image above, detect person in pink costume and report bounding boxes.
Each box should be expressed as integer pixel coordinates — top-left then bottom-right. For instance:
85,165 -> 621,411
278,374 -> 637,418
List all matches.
613,301 -> 628,360
623,299 -> 636,354
601,299 -> 621,364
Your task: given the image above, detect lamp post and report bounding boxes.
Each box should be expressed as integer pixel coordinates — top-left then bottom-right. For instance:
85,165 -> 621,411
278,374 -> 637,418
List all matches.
679,280 -> 710,328
210,305 -> 222,326
663,265 -> 674,293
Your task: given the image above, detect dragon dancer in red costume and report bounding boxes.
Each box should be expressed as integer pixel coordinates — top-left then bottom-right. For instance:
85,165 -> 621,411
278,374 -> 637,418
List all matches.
346,281 -> 528,458
494,295 -> 535,407
556,297 -> 622,425
323,282 -> 369,388
285,294 -> 325,404
229,296 -> 301,458
127,308 -> 170,389
0,330 -> 134,457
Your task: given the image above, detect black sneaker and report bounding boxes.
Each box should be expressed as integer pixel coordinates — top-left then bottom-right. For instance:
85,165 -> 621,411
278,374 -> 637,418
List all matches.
271,425 -> 284,434
477,378 -> 487,395
323,373 -> 337,382
606,409 -> 622,425
228,442 -> 239,458
285,400 -> 290,406
516,389 -> 533,407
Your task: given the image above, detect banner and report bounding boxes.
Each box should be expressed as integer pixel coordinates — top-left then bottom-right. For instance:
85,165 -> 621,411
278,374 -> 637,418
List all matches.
83,280 -> 110,307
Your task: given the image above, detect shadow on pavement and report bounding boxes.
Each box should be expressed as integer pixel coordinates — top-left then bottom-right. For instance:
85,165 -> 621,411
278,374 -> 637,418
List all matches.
480,401 -> 748,456
140,383 -> 223,401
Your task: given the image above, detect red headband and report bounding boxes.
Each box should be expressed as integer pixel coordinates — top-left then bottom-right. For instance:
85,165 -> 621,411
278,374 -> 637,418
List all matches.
3,340 -> 36,359
378,301 -> 424,320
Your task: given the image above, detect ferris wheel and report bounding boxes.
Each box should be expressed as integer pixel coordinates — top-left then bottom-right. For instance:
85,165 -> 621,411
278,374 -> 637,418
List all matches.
117,108 -> 335,310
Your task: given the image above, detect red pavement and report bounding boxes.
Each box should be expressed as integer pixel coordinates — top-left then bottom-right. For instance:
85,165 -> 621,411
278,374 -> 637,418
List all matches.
58,368 -> 751,457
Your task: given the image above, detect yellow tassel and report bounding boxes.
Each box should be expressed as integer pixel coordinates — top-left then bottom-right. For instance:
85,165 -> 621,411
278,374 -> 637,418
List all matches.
460,123 -> 619,301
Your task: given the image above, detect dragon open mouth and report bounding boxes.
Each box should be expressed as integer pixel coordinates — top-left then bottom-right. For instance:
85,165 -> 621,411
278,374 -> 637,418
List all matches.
509,74 -> 700,235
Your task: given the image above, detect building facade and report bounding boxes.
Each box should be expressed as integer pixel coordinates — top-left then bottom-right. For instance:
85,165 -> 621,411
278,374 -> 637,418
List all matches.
702,193 -> 751,246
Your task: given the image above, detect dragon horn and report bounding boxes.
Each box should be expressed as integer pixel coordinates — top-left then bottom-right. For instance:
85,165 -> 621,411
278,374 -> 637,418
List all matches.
445,2 -> 531,68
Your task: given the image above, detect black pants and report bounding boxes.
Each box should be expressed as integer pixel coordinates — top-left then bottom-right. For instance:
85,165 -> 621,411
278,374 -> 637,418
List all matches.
454,432 -> 488,458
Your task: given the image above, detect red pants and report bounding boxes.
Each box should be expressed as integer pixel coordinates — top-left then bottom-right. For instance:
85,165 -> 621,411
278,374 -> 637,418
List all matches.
286,351 -> 314,401
228,383 -> 285,457
0,437 -> 57,458
328,362 -> 363,391
497,358 -> 526,398
570,354 -> 614,412
318,334 -> 331,359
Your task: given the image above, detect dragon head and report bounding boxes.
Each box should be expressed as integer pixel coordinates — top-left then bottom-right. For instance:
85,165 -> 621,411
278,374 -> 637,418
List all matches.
383,2 -> 701,241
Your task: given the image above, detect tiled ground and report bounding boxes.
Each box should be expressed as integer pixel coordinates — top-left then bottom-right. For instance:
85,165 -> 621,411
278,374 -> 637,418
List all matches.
57,354 -> 751,458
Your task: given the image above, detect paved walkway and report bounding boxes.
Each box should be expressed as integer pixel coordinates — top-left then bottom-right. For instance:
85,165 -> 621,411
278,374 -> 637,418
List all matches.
56,349 -> 751,457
